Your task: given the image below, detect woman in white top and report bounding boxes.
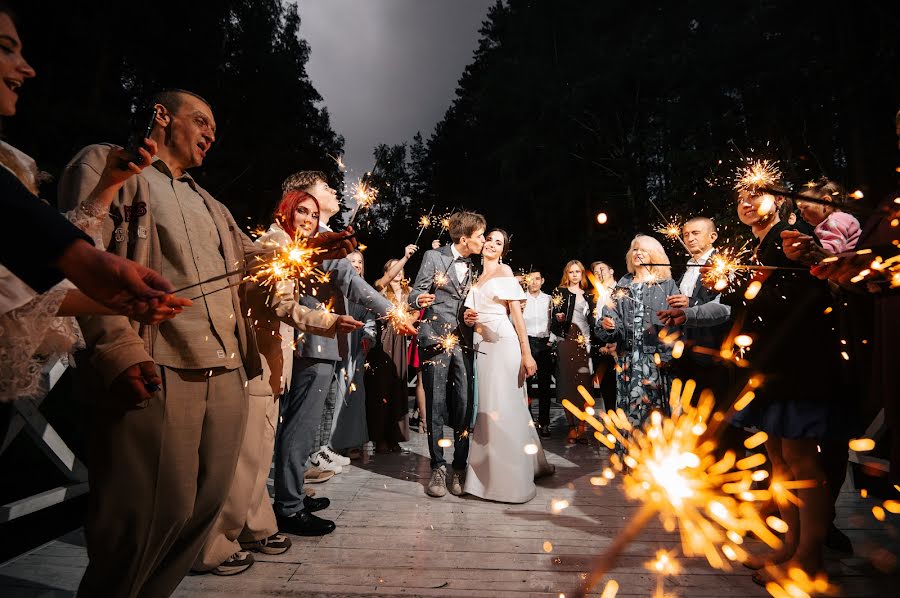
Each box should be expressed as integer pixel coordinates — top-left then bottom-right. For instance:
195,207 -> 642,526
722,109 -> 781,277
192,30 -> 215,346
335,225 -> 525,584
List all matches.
464,229 -> 553,503
0,9 -> 184,400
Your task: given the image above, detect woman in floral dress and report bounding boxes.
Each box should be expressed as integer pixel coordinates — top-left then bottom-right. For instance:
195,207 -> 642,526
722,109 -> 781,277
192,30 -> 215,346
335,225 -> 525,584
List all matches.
598,235 -> 679,454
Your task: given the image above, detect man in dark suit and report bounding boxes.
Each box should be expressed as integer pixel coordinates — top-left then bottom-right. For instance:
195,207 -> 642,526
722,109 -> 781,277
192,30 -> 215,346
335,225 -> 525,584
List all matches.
666,217 -> 731,403
408,211 -> 485,497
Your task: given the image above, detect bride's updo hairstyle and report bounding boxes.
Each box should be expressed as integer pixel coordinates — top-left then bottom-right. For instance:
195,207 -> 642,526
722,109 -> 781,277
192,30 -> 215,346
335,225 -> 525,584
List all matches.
486,228 -> 510,258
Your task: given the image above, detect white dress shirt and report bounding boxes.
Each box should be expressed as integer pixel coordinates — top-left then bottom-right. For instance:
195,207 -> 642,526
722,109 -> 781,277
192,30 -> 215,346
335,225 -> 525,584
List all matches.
523,291 -> 551,338
679,247 -> 715,297
450,244 -> 468,283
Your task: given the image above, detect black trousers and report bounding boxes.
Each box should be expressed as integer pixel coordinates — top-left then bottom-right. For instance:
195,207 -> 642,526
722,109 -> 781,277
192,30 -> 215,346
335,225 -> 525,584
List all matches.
528,336 -> 554,427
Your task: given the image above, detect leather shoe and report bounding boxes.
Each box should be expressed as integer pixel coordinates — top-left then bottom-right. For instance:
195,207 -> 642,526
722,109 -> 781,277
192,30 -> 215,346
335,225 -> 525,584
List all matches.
277,510 -> 336,536
303,494 -> 330,513
538,425 -> 552,438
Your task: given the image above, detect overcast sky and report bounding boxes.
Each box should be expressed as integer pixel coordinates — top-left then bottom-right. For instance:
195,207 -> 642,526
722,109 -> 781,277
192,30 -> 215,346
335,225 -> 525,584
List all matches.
298,0 -> 494,180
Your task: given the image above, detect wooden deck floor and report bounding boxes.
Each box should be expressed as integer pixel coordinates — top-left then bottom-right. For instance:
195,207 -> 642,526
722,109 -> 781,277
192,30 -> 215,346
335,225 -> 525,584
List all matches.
1,407 -> 898,597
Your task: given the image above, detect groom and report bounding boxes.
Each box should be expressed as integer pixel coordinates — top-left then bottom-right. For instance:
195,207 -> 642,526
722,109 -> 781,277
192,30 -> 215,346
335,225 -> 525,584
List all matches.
409,211 -> 485,497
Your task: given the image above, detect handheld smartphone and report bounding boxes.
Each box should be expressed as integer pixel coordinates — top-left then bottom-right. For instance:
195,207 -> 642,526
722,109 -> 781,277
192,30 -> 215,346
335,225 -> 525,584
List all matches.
123,107 -> 158,166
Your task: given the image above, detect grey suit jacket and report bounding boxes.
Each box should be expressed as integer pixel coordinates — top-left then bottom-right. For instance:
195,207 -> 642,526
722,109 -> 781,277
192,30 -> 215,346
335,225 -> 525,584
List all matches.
408,245 -> 474,349
297,257 -> 392,361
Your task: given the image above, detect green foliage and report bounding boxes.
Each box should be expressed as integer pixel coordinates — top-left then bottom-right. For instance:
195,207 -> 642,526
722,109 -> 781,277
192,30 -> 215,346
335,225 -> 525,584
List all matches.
372,0 -> 900,278
8,0 -> 344,231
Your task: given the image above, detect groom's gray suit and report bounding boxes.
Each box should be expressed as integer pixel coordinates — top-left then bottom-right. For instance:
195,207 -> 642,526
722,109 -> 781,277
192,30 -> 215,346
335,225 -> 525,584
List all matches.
409,245 -> 476,471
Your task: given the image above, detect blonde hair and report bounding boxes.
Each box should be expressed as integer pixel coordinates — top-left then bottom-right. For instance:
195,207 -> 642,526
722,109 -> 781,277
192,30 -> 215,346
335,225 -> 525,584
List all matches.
559,260 -> 588,289
347,250 -> 364,276
625,235 -> 672,280
381,258 -> 408,303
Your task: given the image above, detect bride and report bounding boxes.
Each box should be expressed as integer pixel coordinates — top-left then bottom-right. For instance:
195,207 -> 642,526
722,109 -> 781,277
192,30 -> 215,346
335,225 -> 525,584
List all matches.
464,229 -> 554,503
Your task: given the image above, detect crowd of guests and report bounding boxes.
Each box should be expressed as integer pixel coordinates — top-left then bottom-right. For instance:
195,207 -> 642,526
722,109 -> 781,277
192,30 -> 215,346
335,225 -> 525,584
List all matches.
1,3 -> 898,596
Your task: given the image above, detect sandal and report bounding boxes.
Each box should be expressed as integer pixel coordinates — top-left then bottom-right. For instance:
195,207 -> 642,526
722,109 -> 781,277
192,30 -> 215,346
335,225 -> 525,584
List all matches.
566,425 -> 579,445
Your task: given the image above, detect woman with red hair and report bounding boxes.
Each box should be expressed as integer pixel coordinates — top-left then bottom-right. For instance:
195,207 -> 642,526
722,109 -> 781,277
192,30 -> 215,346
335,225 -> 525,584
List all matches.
195,189 -> 349,574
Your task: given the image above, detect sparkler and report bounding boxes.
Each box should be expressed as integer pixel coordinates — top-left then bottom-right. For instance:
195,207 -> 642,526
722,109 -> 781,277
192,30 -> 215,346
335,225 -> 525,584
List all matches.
566,379 -> 812,598
346,178 -> 378,225
435,332 -> 459,354
246,236 -> 326,289
734,158 -> 872,215
656,216 -> 684,243
433,271 -> 450,288
383,298 -> 418,332
646,196 -> 691,255
413,204 -> 435,246
575,332 -> 589,349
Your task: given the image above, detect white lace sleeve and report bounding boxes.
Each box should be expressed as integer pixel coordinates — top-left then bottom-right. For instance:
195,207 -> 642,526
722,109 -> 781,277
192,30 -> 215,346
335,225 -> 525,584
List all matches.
65,205 -> 107,249
0,285 -> 84,402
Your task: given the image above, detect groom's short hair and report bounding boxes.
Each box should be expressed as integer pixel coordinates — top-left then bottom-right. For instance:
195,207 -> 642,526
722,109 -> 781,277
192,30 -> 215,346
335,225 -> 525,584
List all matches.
449,211 -> 486,243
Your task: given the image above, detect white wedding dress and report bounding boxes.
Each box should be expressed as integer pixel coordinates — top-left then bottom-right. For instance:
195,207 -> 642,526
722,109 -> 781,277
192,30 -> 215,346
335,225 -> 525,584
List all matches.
464,277 -> 552,503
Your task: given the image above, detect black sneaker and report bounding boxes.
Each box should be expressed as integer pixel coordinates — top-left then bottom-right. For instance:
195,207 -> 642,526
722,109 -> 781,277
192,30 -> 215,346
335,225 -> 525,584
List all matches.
303,494 -> 330,513
277,510 -> 336,536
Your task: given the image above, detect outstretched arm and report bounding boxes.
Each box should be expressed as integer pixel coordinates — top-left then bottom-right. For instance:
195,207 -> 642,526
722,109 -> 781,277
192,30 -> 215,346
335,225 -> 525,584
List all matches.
374,244 -> 418,290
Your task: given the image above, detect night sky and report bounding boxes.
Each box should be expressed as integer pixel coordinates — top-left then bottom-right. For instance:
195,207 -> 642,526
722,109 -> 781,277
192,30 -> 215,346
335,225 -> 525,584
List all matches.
299,0 -> 494,185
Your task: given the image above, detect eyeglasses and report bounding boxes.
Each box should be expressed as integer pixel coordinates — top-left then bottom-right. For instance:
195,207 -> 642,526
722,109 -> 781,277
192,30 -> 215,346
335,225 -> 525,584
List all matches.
191,114 -> 216,135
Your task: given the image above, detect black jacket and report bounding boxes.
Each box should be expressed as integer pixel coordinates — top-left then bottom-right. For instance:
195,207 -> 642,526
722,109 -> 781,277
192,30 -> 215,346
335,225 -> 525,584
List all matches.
0,167 -> 92,292
549,287 -> 595,338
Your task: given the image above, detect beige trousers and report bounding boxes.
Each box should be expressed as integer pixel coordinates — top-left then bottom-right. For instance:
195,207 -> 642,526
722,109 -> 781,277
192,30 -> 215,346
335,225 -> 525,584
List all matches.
193,386 -> 279,570
77,366 -> 248,598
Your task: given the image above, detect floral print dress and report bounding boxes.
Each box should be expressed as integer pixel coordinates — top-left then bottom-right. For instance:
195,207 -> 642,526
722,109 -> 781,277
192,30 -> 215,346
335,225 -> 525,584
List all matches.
614,282 -> 672,455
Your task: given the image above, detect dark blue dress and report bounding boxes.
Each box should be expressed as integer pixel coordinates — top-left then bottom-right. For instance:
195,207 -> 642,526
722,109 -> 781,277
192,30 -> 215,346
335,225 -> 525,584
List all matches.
728,221 -> 841,440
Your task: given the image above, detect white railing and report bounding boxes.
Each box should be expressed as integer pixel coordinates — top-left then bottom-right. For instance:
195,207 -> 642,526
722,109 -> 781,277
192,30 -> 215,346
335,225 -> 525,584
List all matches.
0,359 -> 88,523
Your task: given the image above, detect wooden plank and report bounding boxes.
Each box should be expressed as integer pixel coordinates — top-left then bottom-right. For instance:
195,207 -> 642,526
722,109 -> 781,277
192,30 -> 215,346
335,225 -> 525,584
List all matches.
1,414 -> 898,598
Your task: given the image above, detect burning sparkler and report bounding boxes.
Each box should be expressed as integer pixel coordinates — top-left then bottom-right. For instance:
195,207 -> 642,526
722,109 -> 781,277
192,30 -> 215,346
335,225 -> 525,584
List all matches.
247,236 -> 327,290
413,204 -> 436,246
656,216 -> 684,243
383,298 -> 418,332
433,271 -> 450,288
734,159 -> 783,194
435,332 -> 460,354
575,332 -> 589,349
701,244 -> 752,292
346,178 -> 378,225
565,380 -> 812,597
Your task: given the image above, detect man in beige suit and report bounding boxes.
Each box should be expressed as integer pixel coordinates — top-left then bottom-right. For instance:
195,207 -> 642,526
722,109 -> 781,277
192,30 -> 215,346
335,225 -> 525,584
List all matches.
59,89 -> 351,597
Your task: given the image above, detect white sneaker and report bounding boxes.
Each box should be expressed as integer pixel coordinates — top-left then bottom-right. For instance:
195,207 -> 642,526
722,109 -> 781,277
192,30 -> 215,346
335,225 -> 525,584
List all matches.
321,445 -> 351,466
310,450 -> 343,474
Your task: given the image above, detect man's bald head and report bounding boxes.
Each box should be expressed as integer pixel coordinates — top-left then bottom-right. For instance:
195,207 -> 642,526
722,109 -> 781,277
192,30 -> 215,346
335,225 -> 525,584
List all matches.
682,217 -> 718,257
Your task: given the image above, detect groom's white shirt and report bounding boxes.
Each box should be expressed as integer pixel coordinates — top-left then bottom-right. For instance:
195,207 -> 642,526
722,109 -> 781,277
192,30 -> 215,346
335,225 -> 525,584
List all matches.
450,244 -> 468,283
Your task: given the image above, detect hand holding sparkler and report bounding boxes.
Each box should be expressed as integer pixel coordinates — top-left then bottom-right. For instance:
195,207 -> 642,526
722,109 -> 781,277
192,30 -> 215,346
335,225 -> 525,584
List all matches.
657,308 -> 687,327
780,229 -> 830,266
463,308 -> 478,327
416,292 -> 436,308
308,227 -> 358,261
335,314 -> 364,334
601,316 -> 615,331
666,294 -> 690,309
